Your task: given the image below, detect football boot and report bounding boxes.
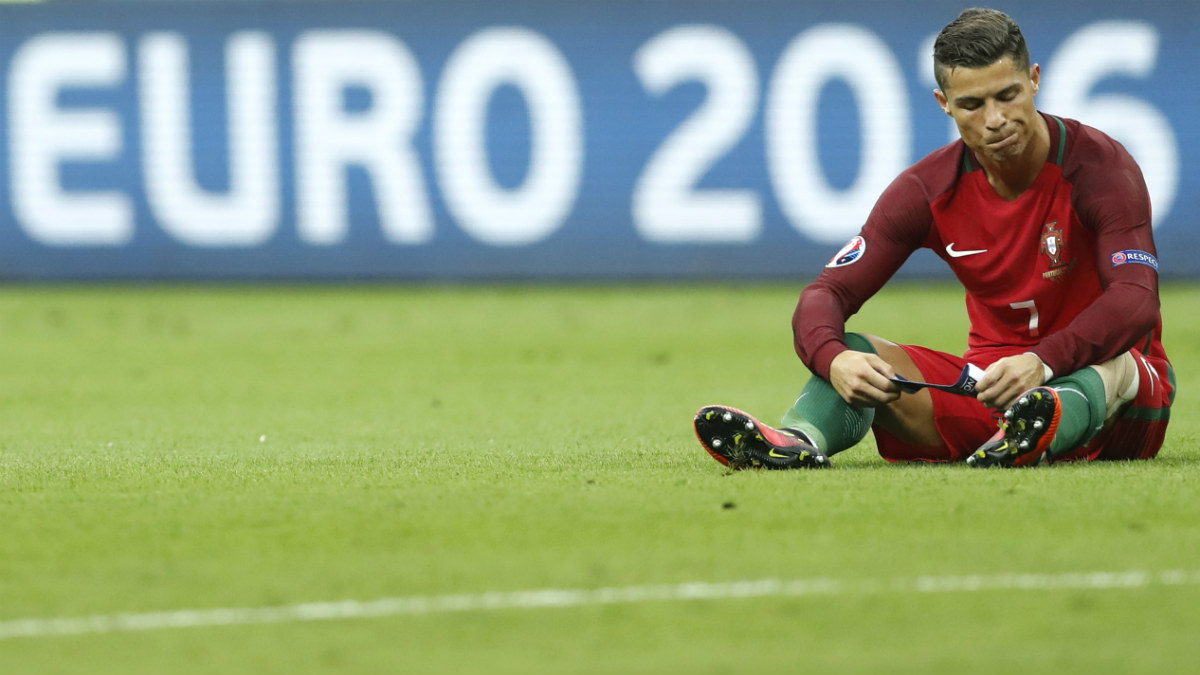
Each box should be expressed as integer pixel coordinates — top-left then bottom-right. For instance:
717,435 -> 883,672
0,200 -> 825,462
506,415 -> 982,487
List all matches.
694,405 -> 830,470
966,387 -> 1062,468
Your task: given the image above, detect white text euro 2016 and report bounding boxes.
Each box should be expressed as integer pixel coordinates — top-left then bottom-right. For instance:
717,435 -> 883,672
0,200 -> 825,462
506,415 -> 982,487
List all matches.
5,21 -> 1177,251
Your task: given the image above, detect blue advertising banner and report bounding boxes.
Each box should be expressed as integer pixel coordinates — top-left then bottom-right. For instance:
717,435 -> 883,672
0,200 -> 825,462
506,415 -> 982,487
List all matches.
0,0 -> 1195,280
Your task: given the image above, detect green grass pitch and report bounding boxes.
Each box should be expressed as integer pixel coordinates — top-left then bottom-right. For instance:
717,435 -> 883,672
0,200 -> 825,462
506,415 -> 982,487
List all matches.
1,282 -> 1198,674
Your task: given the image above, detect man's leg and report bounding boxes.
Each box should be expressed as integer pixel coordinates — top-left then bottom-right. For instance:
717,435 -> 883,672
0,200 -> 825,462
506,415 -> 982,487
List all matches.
1090,351 -> 1141,422
1084,353 -> 1172,461
969,352 -> 1139,467
1049,352 -> 1140,454
781,333 -> 942,454
694,332 -> 946,470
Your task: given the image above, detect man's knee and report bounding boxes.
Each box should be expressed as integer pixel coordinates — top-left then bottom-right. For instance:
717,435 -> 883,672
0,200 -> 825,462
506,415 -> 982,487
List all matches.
844,332 -> 880,354
848,334 -> 941,446
851,333 -> 926,385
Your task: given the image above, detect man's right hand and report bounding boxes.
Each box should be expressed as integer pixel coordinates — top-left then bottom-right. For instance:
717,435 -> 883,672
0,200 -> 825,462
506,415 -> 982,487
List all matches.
829,349 -> 902,407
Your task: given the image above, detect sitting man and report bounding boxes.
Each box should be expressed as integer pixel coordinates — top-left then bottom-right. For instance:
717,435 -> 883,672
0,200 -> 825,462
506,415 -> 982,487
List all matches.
694,7 -> 1173,469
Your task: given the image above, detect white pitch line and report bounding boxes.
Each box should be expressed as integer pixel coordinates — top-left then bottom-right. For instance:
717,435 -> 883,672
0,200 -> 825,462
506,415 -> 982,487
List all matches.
2,569 -> 1198,641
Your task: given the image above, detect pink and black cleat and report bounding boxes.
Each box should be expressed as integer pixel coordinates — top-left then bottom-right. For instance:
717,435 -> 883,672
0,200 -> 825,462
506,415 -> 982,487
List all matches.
967,387 -> 1062,468
694,405 -> 830,470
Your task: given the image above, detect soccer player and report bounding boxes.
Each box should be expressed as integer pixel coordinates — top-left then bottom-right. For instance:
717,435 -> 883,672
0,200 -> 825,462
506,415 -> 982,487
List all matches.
694,7 -> 1174,469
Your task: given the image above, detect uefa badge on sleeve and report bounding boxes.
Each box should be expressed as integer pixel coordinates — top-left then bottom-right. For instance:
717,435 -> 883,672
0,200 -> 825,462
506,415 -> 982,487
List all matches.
827,236 -> 866,268
1111,250 -> 1159,271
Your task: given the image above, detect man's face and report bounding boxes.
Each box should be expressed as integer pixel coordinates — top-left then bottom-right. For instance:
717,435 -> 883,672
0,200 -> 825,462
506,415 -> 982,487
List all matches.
935,56 -> 1041,165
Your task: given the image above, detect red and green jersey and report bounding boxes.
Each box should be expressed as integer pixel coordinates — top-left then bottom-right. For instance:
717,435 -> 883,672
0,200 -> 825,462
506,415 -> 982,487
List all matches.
795,112 -> 1167,380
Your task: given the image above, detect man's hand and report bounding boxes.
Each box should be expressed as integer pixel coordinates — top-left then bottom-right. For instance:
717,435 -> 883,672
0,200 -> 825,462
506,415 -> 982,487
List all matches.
976,353 -> 1047,410
829,350 -> 901,407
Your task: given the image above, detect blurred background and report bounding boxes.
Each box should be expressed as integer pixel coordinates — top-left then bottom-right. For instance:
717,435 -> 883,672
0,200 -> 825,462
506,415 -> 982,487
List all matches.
0,0 -> 1194,282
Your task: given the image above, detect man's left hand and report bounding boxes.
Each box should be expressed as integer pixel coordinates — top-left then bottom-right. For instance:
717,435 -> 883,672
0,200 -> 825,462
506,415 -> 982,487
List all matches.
976,353 -> 1047,410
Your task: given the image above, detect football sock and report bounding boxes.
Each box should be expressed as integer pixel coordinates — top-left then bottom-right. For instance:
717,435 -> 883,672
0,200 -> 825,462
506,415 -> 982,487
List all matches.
1044,367 -> 1108,456
780,333 -> 876,456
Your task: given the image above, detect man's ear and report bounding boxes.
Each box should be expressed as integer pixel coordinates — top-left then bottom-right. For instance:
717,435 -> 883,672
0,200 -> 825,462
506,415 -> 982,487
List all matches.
1030,63 -> 1041,93
933,89 -> 951,116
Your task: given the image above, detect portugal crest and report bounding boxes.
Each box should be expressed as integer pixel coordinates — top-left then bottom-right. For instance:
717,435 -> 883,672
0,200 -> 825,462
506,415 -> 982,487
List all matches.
1040,221 -> 1073,280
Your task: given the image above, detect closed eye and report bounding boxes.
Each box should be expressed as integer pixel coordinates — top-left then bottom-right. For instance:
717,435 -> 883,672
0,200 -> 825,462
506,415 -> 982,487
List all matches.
954,84 -> 1023,110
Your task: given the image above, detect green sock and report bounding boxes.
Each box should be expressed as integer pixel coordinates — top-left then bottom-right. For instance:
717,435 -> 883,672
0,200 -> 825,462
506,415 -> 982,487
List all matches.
780,333 -> 875,455
1045,368 -> 1108,456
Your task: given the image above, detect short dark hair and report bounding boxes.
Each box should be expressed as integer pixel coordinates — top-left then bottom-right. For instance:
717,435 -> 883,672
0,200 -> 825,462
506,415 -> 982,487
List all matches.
933,8 -> 1030,90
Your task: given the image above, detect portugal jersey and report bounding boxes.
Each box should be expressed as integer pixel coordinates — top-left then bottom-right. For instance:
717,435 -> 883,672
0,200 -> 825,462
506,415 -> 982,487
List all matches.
795,112 -> 1167,380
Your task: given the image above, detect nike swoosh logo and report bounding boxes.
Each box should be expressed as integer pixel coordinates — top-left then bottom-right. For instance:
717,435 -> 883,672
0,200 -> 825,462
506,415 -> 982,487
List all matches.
946,243 -> 988,258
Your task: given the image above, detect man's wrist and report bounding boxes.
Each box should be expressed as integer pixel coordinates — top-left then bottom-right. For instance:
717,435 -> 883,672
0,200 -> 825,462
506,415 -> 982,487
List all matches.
1024,352 -> 1054,382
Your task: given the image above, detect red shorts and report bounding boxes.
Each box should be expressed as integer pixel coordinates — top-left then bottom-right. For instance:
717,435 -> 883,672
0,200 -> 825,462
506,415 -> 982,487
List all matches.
872,345 -> 1175,464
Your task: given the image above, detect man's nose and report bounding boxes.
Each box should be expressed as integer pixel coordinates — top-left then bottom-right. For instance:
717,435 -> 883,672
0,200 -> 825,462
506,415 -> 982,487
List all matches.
985,100 -> 1006,129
